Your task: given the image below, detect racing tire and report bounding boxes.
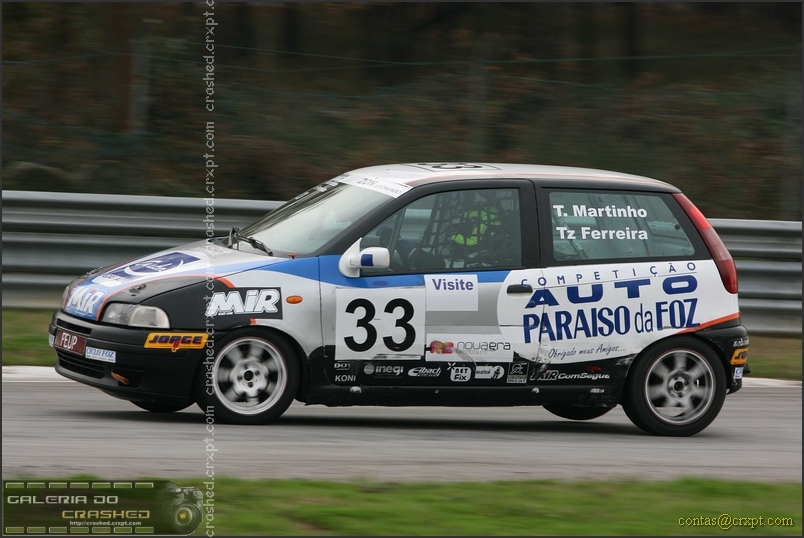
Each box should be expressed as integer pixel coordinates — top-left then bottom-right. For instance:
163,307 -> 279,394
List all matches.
195,329 -> 299,425
132,401 -> 191,413
621,337 -> 726,437
542,404 -> 613,421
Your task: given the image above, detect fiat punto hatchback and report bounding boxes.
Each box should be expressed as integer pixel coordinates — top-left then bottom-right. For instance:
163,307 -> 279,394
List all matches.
51,163 -> 749,436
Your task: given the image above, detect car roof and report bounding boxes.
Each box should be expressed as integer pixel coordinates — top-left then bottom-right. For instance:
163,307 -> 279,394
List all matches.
343,163 -> 679,192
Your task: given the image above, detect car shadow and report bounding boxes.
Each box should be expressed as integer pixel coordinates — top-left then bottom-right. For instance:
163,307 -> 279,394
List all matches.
62,407 -> 645,436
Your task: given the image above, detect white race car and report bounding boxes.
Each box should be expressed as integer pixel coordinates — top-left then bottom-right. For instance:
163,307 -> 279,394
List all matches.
51,163 -> 749,436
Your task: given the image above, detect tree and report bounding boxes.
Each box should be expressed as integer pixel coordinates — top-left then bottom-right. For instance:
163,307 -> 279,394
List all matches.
574,3 -> 596,83
620,2 -> 639,80
103,3 -> 134,132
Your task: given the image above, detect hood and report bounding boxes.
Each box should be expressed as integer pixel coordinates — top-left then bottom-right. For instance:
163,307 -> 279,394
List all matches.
62,240 -> 285,320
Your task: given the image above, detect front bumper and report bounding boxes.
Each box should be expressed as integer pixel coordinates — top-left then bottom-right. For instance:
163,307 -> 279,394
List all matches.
50,311 -> 217,407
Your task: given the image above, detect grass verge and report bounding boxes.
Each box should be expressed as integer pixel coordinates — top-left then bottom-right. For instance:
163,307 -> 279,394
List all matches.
5,477 -> 800,535
198,477 -> 802,535
2,308 -> 801,380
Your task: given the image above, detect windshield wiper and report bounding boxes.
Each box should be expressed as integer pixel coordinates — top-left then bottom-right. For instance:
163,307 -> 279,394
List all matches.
228,226 -> 273,256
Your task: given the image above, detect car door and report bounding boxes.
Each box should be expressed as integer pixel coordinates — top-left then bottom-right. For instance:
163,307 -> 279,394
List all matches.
320,180 -> 544,387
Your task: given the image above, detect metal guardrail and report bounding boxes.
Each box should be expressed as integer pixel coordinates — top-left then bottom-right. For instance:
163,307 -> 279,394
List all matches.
3,190 -> 801,335
2,191 -> 281,309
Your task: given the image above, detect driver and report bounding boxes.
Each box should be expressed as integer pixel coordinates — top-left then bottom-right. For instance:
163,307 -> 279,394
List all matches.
449,203 -> 503,266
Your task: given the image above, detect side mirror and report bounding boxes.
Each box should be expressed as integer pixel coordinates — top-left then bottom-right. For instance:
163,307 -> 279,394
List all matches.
338,239 -> 390,278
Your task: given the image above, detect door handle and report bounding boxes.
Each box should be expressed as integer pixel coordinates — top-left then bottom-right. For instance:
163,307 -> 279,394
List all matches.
507,284 -> 533,294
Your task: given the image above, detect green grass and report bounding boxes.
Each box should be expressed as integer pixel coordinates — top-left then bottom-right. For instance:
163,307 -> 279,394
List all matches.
3,308 -> 800,380
741,336 -> 802,381
2,308 -> 57,367
189,477 -> 803,535
6,476 -> 800,535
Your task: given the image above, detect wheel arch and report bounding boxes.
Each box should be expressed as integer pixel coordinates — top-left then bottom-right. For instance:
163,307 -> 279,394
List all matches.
620,331 -> 730,404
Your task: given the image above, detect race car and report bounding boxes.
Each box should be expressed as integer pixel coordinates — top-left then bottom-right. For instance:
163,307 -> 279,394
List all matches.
50,163 -> 749,436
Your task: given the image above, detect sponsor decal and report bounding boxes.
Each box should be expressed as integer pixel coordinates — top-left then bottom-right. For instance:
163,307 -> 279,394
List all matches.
85,346 -> 117,363
407,366 -> 442,378
425,274 -> 478,311
334,362 -> 351,370
449,365 -> 471,382
426,334 -> 512,361
96,252 -> 201,286
733,366 -> 744,381
523,270 -> 701,344
732,337 -> 750,348
64,287 -> 107,318
535,369 -> 611,381
334,173 -> 412,198
363,363 -> 408,377
334,374 -> 356,383
144,333 -> 208,352
54,329 -> 86,355
429,340 -> 454,354
369,364 -> 405,377
507,362 -> 528,384
730,348 -> 748,365
475,365 -> 505,380
206,288 -> 282,317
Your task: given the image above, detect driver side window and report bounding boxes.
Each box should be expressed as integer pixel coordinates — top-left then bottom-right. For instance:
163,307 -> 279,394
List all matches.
361,188 -> 521,274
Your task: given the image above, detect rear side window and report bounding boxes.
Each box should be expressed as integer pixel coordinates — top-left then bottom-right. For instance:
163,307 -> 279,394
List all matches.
547,190 -> 698,264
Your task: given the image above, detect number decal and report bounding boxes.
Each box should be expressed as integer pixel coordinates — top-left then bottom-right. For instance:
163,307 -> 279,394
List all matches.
336,288 -> 425,359
425,163 -> 483,170
344,299 -> 377,352
382,298 -> 416,352
413,163 -> 501,172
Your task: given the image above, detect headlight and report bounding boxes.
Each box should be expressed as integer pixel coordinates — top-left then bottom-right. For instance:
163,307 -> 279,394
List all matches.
102,303 -> 170,329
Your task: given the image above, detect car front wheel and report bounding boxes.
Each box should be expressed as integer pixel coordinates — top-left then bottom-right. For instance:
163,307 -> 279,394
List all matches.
196,330 -> 299,424
621,337 -> 726,436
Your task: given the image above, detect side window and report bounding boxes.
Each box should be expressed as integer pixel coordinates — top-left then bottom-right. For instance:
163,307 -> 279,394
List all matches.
361,188 -> 522,273
549,190 -> 696,262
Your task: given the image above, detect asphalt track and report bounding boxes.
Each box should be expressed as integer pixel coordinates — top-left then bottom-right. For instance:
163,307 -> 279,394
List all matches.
2,367 -> 801,483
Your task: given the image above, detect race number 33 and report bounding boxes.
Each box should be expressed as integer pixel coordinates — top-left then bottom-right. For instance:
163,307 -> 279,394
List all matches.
335,288 -> 425,359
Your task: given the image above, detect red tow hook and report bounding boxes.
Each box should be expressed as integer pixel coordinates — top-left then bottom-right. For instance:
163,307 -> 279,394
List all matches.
111,371 -> 130,385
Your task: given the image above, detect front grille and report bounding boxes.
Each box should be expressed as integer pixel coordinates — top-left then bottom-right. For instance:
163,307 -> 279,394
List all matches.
56,318 -> 92,336
58,352 -> 106,379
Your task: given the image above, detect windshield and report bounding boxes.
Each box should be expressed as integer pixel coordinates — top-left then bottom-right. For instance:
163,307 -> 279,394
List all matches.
238,181 -> 394,256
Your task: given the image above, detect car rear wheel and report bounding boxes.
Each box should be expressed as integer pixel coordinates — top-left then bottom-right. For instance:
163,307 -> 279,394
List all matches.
196,330 -> 299,425
542,404 -> 613,421
621,337 -> 726,436
132,401 -> 191,413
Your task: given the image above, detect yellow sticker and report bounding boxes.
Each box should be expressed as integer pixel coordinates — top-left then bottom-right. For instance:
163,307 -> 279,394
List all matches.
144,333 -> 208,352
730,347 -> 748,365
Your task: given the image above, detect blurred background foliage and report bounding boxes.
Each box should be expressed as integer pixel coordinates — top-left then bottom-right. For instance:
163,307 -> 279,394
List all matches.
2,2 -> 801,220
